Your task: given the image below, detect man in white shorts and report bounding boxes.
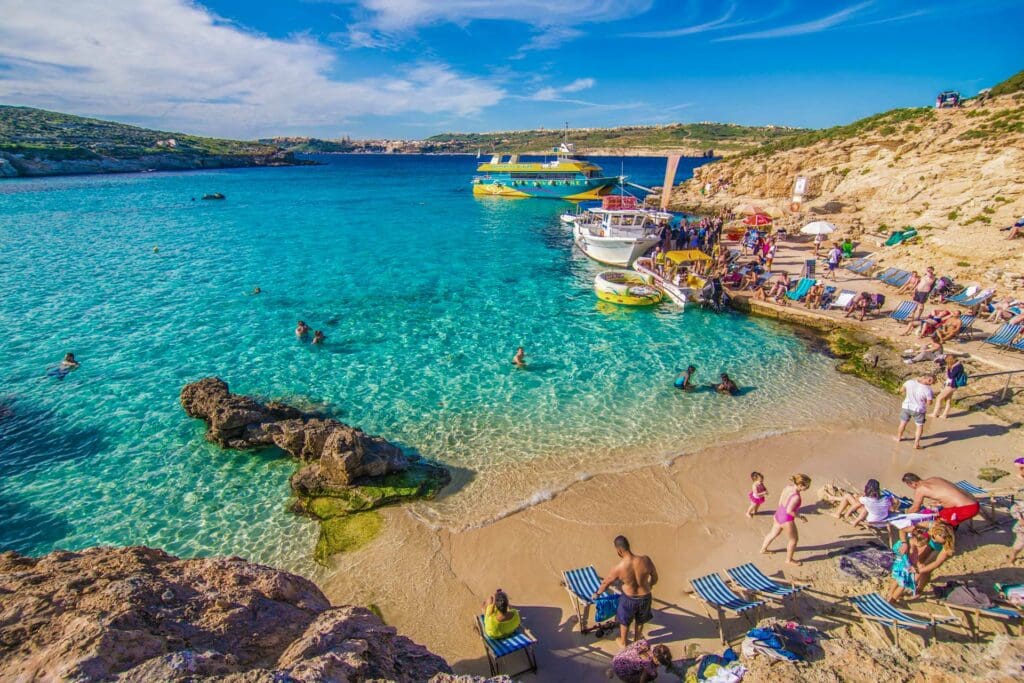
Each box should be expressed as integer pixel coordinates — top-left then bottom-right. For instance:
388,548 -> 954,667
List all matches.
896,375 -> 934,449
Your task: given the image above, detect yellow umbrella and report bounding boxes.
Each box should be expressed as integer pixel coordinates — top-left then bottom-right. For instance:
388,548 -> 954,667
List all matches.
666,249 -> 712,263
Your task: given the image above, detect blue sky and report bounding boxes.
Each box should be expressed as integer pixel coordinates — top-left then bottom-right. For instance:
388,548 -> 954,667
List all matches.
0,0 -> 1020,139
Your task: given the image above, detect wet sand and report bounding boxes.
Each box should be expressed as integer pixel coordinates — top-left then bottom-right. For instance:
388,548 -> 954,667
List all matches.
321,401 -> 1024,680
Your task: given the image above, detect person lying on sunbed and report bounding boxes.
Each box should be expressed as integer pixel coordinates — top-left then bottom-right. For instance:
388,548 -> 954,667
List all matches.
843,292 -> 871,321
900,309 -> 951,337
986,296 -> 1023,323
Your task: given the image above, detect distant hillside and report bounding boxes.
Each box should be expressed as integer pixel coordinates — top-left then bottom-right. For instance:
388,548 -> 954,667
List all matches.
668,76 -> 1024,290
0,106 -> 304,178
422,123 -> 807,157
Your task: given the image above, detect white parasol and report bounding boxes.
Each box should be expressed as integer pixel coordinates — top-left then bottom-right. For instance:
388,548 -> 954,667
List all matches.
800,221 -> 837,236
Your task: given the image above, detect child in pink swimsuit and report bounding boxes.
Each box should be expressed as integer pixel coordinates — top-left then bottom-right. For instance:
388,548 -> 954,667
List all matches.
746,471 -> 768,518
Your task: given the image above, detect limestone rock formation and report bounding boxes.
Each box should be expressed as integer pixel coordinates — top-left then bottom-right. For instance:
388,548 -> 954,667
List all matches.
180,378 -> 451,562
0,546 -> 452,682
181,377 -> 411,487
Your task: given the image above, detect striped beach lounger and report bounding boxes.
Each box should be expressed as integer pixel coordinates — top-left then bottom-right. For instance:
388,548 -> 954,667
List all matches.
475,615 -> 537,677
849,593 -> 953,649
690,573 -> 763,643
882,489 -> 913,511
874,267 -> 898,282
885,270 -> 913,287
945,286 -> 978,304
830,289 -> 856,309
958,288 -> 991,307
725,563 -> 807,615
939,599 -> 1022,640
955,480 -> 1016,531
561,566 -> 616,635
983,324 -> 1022,349
957,315 -> 976,340
851,259 -> 876,274
888,300 -> 918,322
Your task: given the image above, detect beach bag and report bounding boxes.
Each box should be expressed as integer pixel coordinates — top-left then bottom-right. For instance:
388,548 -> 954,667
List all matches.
594,593 -> 619,622
953,367 -> 968,388
947,584 -> 993,609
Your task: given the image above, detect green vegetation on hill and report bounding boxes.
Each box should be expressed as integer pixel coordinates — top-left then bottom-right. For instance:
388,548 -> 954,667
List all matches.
740,107 -> 936,158
0,105 -> 280,160
989,69 -> 1024,97
424,122 -> 806,154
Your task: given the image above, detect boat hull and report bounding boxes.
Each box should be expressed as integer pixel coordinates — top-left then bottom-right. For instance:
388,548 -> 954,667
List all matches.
633,257 -> 705,307
472,176 -> 618,200
594,271 -> 662,306
573,225 -> 660,267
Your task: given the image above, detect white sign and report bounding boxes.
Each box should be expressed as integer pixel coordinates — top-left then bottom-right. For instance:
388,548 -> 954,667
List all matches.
794,176 -> 808,196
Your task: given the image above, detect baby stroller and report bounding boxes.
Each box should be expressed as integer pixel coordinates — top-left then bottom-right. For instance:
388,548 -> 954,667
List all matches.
933,276 -> 956,301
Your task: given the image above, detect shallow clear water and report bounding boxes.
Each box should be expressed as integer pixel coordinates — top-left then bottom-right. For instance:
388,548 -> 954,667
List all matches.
0,155 -> 889,573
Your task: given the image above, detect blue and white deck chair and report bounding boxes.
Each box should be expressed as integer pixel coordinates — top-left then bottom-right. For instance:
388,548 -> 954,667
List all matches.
475,615 -> 537,677
690,573 -> 763,643
849,593 -> 953,649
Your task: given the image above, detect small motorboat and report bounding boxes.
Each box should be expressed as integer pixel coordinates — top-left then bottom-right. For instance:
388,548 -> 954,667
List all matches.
202,193 -> 226,200
633,249 -> 711,308
593,271 -> 663,306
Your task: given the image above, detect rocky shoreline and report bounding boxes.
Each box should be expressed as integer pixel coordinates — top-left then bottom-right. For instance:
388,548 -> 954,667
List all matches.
0,150 -> 313,178
0,545 -> 506,682
180,378 -> 450,563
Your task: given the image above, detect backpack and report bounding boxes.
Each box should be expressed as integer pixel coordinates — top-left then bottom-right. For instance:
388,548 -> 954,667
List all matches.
953,368 -> 968,388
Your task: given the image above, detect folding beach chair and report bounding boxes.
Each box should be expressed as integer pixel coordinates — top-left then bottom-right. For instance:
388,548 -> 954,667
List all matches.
933,596 -> 1022,641
785,277 -> 815,302
818,286 -> 837,308
851,259 -> 876,274
874,267 -> 898,282
885,270 -> 913,287
945,286 -> 978,304
725,563 -> 807,616
882,489 -> 913,511
888,300 -> 918,322
843,257 -> 866,272
829,289 -> 856,309
982,323 -> 1022,350
956,315 -> 976,340
959,289 -> 994,308
561,566 -> 617,635
475,615 -> 537,677
689,573 -> 764,644
849,593 -> 953,649
1014,337 -> 1024,352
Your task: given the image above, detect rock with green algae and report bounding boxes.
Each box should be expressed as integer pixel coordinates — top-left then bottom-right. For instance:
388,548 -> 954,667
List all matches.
315,511 -> 383,564
298,463 -> 451,519
825,329 -> 904,394
978,467 -> 1010,483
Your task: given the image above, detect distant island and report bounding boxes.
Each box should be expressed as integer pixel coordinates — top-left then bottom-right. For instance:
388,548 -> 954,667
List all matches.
0,105 -> 806,179
0,106 -> 309,178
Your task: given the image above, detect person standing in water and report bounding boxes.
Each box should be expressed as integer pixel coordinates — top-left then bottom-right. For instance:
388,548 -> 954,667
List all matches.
295,321 -> 310,338
674,365 -> 696,390
593,536 -> 658,648
312,330 -> 325,345
512,347 -> 526,367
60,353 -> 80,370
760,474 -> 811,566
716,373 -> 739,395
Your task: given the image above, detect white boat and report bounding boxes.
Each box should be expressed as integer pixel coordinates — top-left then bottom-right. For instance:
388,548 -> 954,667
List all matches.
572,207 -> 665,267
559,211 -> 579,224
633,249 -> 711,308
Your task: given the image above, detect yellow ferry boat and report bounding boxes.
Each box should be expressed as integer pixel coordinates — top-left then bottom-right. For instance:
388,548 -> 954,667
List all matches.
471,143 -> 619,199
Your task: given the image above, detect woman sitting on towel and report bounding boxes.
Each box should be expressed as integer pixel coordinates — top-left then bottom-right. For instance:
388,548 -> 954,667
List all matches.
830,479 -> 896,525
482,589 -> 521,639
610,640 -> 674,683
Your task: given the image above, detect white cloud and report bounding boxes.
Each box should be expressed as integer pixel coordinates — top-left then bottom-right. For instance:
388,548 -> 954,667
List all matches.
624,3 -> 741,38
350,0 -> 654,30
530,78 -> 597,101
716,1 -> 875,41
0,0 -> 506,138
514,26 -> 584,55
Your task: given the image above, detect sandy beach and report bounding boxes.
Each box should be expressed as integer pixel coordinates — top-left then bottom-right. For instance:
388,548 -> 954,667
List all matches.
322,399 -> 1024,679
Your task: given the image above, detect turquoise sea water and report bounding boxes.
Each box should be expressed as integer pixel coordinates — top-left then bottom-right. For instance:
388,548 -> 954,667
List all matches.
0,155 -> 889,572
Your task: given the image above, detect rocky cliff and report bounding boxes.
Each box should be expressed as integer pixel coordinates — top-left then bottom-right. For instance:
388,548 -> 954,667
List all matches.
0,149 -> 306,177
668,87 -> 1024,290
0,546 -> 458,682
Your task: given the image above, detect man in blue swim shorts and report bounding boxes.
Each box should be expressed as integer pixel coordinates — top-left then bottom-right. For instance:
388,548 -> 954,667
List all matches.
592,535 -> 659,647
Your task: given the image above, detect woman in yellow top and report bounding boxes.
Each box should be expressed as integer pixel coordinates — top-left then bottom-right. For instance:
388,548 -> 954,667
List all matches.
482,589 -> 521,639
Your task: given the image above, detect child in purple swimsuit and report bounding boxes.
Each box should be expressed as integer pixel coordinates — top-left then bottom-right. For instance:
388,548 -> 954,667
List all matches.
746,471 -> 768,518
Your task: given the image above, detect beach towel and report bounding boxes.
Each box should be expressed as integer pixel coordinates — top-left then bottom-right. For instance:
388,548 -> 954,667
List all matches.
741,628 -> 801,662
594,593 -> 619,622
837,545 -> 894,580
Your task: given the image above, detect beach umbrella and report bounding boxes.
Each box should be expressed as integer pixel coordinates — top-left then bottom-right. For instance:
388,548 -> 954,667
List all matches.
801,221 -> 837,235
743,213 -> 772,226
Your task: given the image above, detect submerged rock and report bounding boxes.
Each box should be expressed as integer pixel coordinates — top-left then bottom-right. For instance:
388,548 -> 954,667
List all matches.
0,546 -> 452,682
181,378 -> 451,562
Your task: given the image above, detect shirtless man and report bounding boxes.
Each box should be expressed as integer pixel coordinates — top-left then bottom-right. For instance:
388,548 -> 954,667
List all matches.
902,473 -> 980,528
593,535 -> 658,648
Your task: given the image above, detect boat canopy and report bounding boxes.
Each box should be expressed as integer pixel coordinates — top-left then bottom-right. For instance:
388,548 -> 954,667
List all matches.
666,249 -> 711,263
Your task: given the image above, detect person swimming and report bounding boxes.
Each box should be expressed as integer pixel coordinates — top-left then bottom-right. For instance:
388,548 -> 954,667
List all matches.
312,330 -> 325,345
512,347 -> 526,367
295,321 -> 310,338
716,373 -> 739,395
674,365 -> 696,390
48,353 -> 80,380
251,286 -> 261,295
